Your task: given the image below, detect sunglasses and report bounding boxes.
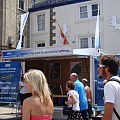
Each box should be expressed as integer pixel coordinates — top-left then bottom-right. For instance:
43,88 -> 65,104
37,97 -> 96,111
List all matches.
98,64 -> 105,68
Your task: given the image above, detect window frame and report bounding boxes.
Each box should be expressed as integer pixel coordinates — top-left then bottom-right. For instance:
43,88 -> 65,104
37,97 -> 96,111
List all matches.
80,6 -> 88,19
49,62 -> 61,80
19,0 -> 26,10
36,43 -> 45,48
79,36 -> 95,49
79,3 -> 99,19
19,35 -> 25,48
37,14 -> 45,32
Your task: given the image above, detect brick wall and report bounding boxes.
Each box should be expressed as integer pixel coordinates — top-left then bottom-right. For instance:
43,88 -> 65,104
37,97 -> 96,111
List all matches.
25,57 -> 90,94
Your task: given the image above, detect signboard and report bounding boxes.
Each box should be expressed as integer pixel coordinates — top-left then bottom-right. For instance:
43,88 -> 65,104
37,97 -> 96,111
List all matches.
94,57 -> 104,106
0,62 -> 21,103
2,46 -> 73,60
94,56 -> 120,106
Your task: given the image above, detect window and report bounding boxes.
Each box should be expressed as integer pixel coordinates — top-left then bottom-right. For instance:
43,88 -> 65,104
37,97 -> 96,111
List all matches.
92,37 -> 95,48
37,43 -> 45,47
19,35 -> 25,48
37,14 -> 45,31
19,0 -> 25,10
21,35 -> 25,48
79,4 -> 99,19
92,4 -> 99,16
80,6 -> 88,18
80,38 -> 88,48
49,63 -> 60,80
79,36 -> 95,48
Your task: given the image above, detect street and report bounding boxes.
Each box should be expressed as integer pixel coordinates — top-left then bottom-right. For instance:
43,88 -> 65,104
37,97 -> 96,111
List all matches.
0,103 -> 67,120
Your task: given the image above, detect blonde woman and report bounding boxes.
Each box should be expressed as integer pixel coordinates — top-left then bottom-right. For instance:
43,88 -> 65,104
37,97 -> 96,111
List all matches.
22,69 -> 54,120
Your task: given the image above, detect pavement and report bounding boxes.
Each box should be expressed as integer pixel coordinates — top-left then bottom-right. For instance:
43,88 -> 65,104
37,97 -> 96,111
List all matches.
0,103 -> 67,120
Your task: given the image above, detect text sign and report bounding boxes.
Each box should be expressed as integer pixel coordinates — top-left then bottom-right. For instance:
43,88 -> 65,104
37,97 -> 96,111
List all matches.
94,57 -> 104,106
2,46 -> 73,59
0,62 -> 21,103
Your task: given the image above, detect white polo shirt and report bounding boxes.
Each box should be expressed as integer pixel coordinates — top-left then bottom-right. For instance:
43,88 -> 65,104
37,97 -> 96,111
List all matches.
104,76 -> 120,120
19,81 -> 27,94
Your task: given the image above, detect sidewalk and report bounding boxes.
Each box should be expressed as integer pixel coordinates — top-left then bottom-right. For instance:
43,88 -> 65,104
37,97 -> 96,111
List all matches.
0,103 -> 67,120
0,103 -> 20,120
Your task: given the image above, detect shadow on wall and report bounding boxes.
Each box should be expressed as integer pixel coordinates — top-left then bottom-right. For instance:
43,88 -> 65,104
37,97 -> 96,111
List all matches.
71,63 -> 82,80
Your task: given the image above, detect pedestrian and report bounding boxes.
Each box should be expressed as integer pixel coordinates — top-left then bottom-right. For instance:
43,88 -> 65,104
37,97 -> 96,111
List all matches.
82,78 -> 93,118
22,69 -> 54,120
70,73 -> 89,120
98,55 -> 120,120
65,81 -> 83,120
19,74 -> 32,114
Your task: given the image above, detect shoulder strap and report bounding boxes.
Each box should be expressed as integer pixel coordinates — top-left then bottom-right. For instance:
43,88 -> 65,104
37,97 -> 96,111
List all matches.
108,78 -> 120,119
113,108 -> 120,120
108,78 -> 120,84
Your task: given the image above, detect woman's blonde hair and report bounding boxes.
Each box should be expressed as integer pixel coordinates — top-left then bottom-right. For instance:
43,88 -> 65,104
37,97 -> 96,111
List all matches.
24,69 -> 51,104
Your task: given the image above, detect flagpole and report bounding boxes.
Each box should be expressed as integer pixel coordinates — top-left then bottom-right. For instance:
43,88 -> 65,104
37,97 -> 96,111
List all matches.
95,5 -> 100,49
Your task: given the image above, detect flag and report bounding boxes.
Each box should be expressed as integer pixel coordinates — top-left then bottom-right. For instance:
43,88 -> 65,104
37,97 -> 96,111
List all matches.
56,20 -> 69,45
95,5 -> 100,48
16,12 -> 29,49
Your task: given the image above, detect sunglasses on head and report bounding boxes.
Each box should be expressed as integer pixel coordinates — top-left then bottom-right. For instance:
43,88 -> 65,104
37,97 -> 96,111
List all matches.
98,64 -> 105,68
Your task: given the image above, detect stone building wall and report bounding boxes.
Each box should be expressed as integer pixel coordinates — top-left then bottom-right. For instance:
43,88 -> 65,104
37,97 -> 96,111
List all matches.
0,0 -> 31,50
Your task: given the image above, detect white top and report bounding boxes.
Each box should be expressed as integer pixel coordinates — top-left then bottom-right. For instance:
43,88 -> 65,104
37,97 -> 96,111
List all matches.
67,90 -> 80,111
19,81 -> 27,94
104,76 -> 120,120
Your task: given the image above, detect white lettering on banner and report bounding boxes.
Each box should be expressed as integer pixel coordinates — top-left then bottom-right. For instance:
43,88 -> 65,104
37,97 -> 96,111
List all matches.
5,64 -> 11,67
0,92 -> 8,94
0,92 -> 16,95
1,97 -> 16,100
0,87 -> 10,89
2,46 -> 73,59
8,92 -> 17,95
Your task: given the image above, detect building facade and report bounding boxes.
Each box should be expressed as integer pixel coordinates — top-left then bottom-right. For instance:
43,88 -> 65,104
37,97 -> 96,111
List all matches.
29,0 -> 120,54
0,0 -> 30,50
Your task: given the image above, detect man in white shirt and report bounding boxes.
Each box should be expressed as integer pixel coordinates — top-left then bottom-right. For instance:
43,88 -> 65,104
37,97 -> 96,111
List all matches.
98,55 -> 120,120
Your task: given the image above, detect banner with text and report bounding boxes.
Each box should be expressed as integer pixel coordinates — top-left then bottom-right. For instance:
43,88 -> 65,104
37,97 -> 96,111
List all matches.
94,57 -> 104,106
0,62 -> 21,103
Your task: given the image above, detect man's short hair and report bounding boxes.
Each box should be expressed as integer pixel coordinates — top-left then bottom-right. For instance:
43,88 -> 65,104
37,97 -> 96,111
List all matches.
100,55 -> 119,76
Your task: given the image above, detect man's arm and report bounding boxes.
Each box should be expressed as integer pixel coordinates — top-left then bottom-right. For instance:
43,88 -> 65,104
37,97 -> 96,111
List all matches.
102,102 -> 114,120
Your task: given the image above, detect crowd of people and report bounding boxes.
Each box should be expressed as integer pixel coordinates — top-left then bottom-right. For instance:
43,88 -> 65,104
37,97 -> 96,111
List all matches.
18,54 -> 120,120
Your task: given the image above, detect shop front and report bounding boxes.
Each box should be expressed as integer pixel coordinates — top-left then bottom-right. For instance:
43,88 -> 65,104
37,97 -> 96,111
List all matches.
1,46 -> 99,105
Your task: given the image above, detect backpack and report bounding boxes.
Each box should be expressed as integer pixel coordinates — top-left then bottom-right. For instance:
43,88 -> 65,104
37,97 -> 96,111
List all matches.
108,78 -> 120,120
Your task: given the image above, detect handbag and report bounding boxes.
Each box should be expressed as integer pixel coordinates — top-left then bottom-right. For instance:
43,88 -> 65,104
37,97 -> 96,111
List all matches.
63,105 -> 72,115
